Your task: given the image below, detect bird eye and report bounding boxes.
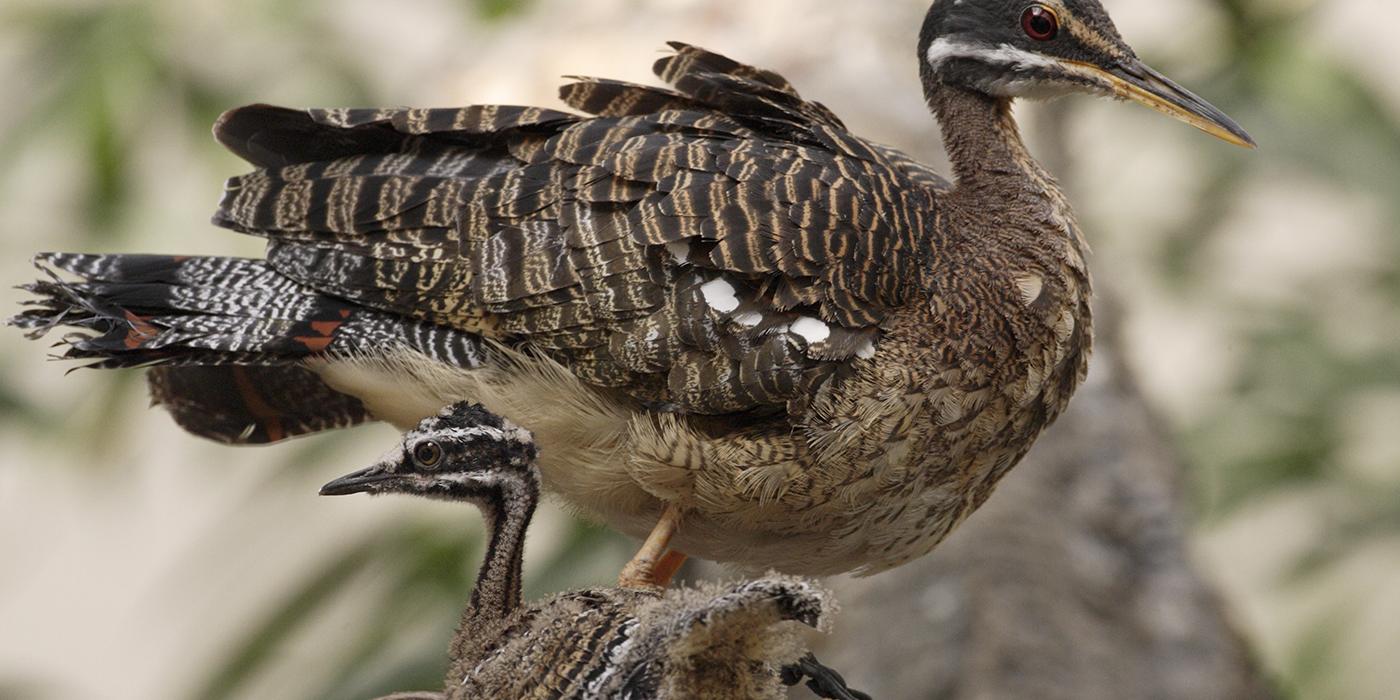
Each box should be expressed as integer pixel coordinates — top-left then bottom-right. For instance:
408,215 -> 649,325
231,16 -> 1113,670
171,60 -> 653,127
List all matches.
1021,5 -> 1059,41
412,441 -> 442,469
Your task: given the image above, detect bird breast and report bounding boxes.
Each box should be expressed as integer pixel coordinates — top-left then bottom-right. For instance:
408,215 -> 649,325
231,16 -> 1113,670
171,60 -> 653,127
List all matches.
309,264 -> 1091,576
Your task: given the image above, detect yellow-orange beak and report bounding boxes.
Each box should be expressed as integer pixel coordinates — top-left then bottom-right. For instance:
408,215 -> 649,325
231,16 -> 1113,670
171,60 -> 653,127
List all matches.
1065,58 -> 1256,149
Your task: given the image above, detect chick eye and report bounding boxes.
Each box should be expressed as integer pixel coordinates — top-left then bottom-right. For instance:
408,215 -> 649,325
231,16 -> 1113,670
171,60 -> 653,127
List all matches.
1021,5 -> 1059,41
412,441 -> 442,470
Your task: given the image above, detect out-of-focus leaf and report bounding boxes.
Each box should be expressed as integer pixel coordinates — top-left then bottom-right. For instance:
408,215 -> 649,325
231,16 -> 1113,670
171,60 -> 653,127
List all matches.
191,516 -> 486,700
308,522 -> 483,698
0,375 -> 46,424
1286,604 -> 1351,699
193,537 -> 383,700
1185,313 -> 1397,514
471,0 -> 534,22
1287,490 -> 1400,582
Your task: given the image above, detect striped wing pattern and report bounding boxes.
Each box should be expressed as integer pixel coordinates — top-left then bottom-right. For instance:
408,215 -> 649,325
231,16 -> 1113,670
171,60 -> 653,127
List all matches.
213,43 -> 945,416
13,252 -> 484,442
16,253 -> 485,370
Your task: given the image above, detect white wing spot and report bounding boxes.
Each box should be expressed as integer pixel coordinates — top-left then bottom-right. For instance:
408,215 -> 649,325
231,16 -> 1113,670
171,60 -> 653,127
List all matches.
790,317 -> 831,344
701,278 -> 740,313
665,240 -> 691,264
1015,274 -> 1045,306
856,338 -> 878,359
732,311 -> 763,328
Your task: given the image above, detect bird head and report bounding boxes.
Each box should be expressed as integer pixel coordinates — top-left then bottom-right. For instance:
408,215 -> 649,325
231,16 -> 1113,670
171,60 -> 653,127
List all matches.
319,402 -> 538,503
919,0 -> 1254,148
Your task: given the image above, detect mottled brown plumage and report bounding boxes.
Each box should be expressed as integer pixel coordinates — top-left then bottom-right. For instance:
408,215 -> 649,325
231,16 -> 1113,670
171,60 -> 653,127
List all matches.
12,0 -> 1251,576
433,579 -> 836,700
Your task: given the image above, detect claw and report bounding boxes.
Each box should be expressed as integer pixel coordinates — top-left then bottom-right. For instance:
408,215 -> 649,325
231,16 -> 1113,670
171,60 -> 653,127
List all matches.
781,653 -> 872,700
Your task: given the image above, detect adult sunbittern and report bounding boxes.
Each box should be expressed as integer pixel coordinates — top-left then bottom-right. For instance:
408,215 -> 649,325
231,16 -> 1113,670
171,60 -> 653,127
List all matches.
11,0 -> 1251,584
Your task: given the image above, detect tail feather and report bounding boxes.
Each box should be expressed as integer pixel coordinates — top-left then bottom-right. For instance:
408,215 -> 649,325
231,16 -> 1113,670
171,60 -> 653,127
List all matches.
214,104 -> 414,169
148,365 -> 371,444
9,253 -> 489,443
14,253 -> 487,367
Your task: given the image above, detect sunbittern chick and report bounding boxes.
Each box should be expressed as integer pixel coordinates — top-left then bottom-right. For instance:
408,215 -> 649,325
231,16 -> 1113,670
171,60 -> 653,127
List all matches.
320,402 -> 867,700
14,0 -> 1251,583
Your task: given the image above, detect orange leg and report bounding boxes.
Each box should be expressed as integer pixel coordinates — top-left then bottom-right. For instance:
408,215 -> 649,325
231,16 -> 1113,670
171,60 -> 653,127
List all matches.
651,549 -> 689,587
618,502 -> 686,589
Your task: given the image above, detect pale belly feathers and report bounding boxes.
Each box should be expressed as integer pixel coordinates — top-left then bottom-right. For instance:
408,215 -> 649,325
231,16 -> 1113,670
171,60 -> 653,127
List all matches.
309,287 -> 1084,578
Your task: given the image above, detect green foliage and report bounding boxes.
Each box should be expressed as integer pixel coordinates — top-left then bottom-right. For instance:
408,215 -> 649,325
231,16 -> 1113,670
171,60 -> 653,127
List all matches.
470,0 -> 535,21
1163,0 -> 1400,517
188,512 -> 630,700
0,4 -> 222,233
195,537 -> 390,700
1286,604 -> 1352,699
1122,0 -> 1400,692
194,520 -> 491,700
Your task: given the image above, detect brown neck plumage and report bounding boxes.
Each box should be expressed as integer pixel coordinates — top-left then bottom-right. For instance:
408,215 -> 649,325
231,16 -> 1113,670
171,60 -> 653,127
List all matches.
929,84 -> 1049,192
462,478 -> 538,623
926,81 -> 1092,275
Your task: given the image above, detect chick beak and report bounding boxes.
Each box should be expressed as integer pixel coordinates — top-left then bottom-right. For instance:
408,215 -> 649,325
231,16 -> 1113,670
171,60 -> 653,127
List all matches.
1067,57 -> 1256,149
319,464 -> 398,496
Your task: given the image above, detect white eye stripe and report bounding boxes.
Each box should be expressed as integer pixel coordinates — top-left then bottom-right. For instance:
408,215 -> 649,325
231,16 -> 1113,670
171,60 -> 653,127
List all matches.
407,424 -> 535,453
925,39 -> 1061,72
438,425 -> 508,442
438,471 -> 505,486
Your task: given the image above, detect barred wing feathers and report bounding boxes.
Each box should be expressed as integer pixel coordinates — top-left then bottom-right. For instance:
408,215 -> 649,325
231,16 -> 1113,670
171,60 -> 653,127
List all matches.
211,44 -> 944,417
13,253 -> 485,443
17,44 -> 946,434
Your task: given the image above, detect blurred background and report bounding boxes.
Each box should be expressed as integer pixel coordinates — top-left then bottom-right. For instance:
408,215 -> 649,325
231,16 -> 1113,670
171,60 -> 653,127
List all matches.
0,0 -> 1396,698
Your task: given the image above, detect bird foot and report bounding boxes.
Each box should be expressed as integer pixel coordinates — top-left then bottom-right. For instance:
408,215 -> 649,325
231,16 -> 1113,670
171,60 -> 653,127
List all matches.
618,503 -> 686,589
781,653 -> 872,700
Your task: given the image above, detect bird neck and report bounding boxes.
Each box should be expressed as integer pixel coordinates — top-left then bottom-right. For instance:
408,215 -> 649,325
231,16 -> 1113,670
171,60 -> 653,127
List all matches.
929,84 -> 1053,194
927,82 -> 1091,272
463,477 -> 538,622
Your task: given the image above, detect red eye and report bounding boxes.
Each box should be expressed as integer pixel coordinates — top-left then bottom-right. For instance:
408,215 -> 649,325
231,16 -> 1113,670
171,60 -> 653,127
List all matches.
1022,5 -> 1059,41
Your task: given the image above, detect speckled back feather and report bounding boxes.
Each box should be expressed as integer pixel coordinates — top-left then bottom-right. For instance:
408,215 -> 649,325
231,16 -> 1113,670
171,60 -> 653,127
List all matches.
431,577 -> 828,700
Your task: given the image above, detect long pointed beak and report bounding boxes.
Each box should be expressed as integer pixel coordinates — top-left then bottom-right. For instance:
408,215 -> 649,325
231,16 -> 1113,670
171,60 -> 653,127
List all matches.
1068,58 -> 1256,149
319,465 -> 398,496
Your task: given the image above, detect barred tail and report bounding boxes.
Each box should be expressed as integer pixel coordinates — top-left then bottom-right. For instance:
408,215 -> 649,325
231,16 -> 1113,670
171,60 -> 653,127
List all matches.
10,253 -> 487,443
